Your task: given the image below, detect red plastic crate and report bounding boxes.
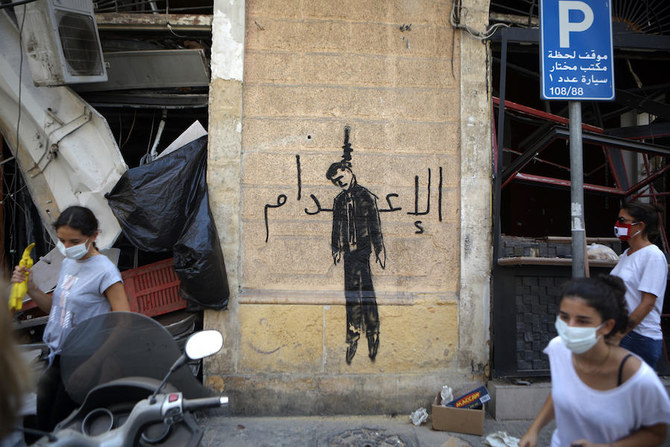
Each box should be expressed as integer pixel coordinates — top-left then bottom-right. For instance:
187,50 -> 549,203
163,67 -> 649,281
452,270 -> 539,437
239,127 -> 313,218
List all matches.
121,258 -> 186,317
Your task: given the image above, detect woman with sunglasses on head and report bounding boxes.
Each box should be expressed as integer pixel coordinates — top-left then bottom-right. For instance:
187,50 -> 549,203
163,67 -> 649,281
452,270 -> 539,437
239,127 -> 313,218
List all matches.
519,276 -> 670,447
10,205 -> 129,434
610,201 -> 667,368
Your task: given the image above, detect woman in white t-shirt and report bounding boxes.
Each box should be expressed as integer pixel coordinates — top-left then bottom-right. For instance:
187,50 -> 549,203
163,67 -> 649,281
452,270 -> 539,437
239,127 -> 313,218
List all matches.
611,202 -> 667,367
519,276 -> 670,447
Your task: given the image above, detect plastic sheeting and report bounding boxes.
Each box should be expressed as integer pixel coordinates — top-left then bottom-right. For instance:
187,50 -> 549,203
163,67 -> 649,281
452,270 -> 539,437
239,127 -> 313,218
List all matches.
106,135 -> 229,310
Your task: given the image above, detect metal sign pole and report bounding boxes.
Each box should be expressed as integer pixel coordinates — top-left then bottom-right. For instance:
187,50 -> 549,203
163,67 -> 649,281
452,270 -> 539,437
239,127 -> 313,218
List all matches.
540,0 -> 613,277
569,101 -> 586,278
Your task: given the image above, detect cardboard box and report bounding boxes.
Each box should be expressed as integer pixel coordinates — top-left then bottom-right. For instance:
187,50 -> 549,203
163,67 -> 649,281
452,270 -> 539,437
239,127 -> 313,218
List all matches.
431,394 -> 485,435
445,385 -> 490,409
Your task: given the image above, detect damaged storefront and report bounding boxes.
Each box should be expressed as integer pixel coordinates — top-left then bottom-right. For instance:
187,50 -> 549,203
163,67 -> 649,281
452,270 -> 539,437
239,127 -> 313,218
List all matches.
489,0 -> 670,378
0,0 -> 227,382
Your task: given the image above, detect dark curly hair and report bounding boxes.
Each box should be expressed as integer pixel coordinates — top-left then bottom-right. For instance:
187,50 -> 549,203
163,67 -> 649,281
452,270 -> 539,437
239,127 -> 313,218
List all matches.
561,275 -> 629,338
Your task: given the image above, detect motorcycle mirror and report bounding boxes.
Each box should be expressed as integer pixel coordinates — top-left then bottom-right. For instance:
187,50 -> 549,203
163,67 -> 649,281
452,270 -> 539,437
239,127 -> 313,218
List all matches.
150,330 -> 224,402
185,330 -> 223,360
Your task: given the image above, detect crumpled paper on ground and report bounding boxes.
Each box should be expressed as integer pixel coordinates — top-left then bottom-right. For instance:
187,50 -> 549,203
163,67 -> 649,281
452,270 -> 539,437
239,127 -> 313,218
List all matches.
409,407 -> 428,426
483,431 -> 521,447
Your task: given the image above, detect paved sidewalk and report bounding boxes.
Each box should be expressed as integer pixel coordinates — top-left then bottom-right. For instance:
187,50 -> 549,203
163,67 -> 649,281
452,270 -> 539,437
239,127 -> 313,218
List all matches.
201,412 -> 670,446
200,413 -> 556,447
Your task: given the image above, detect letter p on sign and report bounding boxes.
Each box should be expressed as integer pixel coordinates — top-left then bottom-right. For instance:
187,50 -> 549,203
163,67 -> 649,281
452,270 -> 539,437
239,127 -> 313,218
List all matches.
559,1 -> 594,47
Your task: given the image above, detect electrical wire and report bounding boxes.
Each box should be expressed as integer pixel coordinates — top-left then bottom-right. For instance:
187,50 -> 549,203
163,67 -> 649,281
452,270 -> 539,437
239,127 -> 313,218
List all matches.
6,5 -> 29,262
120,110 -> 137,150
4,4 -> 58,260
450,0 -> 513,41
164,0 -> 189,38
15,7 -> 25,155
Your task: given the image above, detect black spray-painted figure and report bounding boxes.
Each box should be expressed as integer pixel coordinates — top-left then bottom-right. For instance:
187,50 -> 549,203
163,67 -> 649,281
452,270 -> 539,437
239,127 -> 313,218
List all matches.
326,127 -> 386,364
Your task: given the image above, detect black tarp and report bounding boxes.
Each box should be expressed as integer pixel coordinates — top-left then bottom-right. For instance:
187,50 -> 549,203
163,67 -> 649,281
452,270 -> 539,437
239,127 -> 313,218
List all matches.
106,135 -> 228,310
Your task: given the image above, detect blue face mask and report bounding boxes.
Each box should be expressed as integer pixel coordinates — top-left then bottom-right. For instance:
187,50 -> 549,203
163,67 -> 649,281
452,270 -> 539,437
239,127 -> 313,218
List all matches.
555,317 -> 604,354
57,238 -> 90,260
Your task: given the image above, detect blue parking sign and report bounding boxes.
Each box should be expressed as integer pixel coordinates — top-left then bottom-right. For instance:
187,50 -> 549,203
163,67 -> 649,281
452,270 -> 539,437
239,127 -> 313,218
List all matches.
540,0 -> 614,100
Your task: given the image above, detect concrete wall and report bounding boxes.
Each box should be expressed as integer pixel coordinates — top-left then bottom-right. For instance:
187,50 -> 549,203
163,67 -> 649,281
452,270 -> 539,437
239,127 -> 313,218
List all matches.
204,0 -> 492,415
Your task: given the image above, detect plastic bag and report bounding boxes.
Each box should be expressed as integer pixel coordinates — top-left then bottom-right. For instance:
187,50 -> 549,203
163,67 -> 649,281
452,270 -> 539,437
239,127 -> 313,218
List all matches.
587,243 -> 619,261
440,385 -> 454,405
106,135 -> 229,310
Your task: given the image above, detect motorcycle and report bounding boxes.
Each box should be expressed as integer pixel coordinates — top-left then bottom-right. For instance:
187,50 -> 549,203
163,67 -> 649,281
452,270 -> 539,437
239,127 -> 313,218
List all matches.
30,311 -> 228,446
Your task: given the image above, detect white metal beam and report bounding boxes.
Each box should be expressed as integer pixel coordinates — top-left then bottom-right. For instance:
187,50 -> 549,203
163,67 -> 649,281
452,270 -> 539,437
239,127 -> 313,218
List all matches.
0,11 -> 127,249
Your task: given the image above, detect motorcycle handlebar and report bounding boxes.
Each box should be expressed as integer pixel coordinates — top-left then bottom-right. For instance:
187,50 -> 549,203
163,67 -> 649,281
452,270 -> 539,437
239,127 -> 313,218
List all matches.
34,394 -> 228,446
182,396 -> 229,412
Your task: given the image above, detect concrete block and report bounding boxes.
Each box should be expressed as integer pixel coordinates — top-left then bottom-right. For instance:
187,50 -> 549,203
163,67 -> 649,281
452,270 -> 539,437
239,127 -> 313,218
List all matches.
243,232 -> 334,277
348,23 -> 396,55
209,79 -> 242,115
243,51 -> 303,84
242,118 -> 415,156
291,20 -> 353,53
347,87 -> 459,122
391,25 -> 454,57
247,0 -> 302,19
302,0 -> 390,22
358,121 -> 460,155
488,379 -> 551,421
243,84 -> 351,118
396,57 -> 458,88
300,53 -> 393,87
387,2 -> 451,25
245,19 -> 351,53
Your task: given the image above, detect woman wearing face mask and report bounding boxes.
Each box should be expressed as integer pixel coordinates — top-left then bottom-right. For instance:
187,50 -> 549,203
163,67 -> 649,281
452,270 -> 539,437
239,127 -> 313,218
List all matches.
519,276 -> 670,447
610,201 -> 667,367
10,205 -> 129,433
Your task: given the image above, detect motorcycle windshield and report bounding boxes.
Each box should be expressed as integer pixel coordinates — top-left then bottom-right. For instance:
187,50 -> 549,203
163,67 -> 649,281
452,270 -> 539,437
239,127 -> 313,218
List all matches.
59,311 -> 208,403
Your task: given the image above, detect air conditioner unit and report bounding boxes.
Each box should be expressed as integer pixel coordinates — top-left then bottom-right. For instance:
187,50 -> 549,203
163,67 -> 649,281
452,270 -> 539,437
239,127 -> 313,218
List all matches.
16,0 -> 107,86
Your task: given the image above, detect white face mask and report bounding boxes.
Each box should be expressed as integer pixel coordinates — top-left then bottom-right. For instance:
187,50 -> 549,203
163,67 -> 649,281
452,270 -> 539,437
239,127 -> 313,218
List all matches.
555,317 -> 604,354
57,238 -> 90,260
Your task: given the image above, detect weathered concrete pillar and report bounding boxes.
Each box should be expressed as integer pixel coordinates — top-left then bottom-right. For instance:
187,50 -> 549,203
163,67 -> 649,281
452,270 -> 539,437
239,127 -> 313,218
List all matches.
458,0 -> 492,373
204,0 -> 245,383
